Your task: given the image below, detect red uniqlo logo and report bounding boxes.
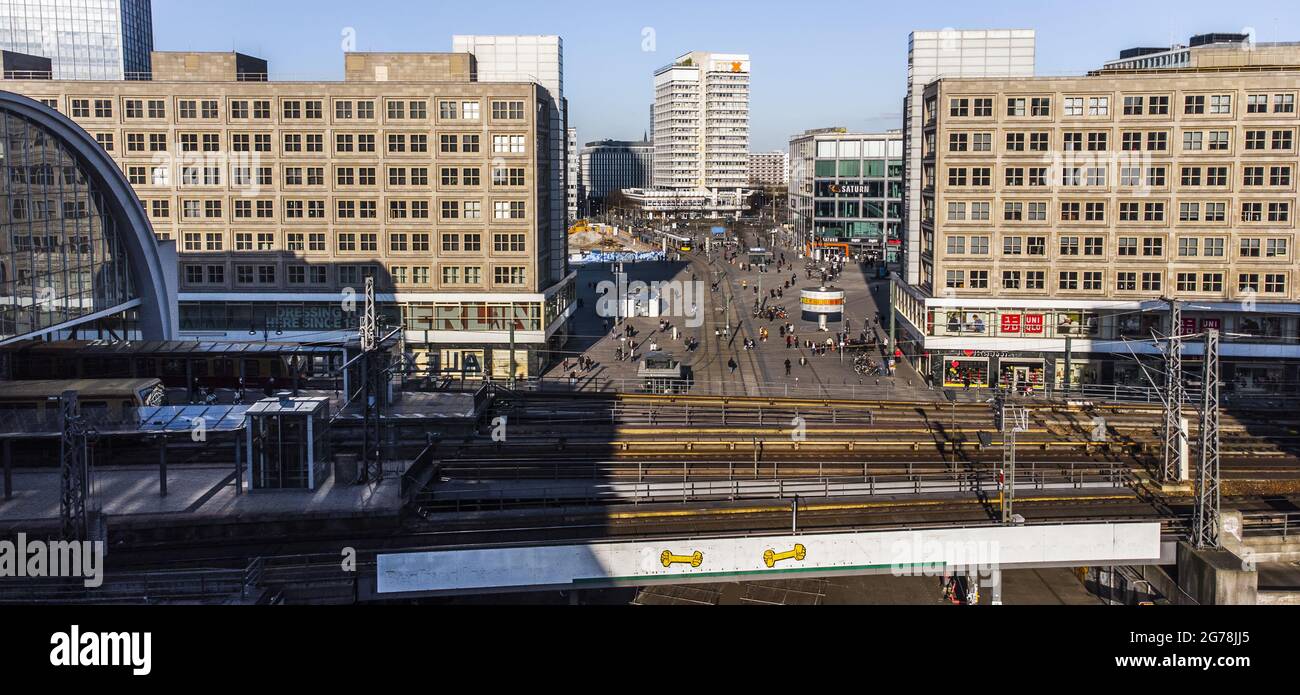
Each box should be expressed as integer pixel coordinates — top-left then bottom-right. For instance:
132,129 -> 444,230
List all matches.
1024,315 -> 1044,334
1001,315 -> 1022,333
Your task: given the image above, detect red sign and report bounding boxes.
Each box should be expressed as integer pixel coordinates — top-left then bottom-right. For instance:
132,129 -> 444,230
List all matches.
1181,318 -> 1198,336
1202,318 -> 1222,331
1001,315 -> 1022,333
1024,314 -> 1045,335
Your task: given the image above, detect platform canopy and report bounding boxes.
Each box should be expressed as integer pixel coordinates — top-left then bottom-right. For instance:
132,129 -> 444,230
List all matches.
137,405 -> 252,434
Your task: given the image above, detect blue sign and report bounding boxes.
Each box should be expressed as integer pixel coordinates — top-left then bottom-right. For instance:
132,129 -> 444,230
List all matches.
570,251 -> 667,266
711,227 -> 727,237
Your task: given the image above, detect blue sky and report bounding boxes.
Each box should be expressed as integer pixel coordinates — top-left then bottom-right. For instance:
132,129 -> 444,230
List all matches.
155,0 -> 1300,150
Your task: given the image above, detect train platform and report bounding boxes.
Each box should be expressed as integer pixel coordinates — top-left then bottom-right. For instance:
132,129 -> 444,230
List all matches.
0,464 -> 401,529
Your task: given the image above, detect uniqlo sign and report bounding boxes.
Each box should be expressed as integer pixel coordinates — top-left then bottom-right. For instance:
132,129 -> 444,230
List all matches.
1024,314 -> 1045,334
1001,314 -> 1022,333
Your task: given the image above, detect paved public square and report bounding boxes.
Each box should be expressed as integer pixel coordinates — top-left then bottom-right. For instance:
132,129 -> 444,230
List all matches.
546,231 -> 936,400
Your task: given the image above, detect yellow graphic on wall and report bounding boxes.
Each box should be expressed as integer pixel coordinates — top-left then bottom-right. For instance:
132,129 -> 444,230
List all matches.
661,550 -> 705,568
763,544 -> 808,568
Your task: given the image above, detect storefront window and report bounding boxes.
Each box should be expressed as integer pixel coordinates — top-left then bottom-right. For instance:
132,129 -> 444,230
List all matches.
1118,314 -> 1163,338
940,311 -> 989,336
944,358 -> 990,388
1055,311 -> 1100,337
1236,315 -> 1284,339
1232,365 -> 1284,392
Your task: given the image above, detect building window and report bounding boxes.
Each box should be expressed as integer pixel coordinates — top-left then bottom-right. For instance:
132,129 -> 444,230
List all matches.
491,101 -> 525,120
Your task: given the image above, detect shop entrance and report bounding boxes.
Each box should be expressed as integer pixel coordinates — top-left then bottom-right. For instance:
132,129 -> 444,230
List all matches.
1000,360 -> 1046,392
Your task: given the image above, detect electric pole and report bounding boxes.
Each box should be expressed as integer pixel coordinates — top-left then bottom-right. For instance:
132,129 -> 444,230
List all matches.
1193,329 -> 1222,549
1162,298 -> 1185,484
997,396 -> 1028,525
360,277 -> 384,484
59,391 -> 90,542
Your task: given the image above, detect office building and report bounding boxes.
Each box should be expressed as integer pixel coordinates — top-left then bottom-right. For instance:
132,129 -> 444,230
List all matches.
748,151 -> 789,186
0,0 -> 154,80
579,139 -> 653,215
788,128 -> 902,262
566,127 -> 579,223
649,51 -> 751,214
453,35 -> 568,286
2,50 -> 575,378
903,29 -> 1035,287
892,40 -> 1300,393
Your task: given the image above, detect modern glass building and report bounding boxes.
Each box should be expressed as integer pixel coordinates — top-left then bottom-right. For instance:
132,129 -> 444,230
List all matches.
0,0 -> 154,80
789,128 -> 904,262
579,139 -> 653,215
0,90 -> 175,342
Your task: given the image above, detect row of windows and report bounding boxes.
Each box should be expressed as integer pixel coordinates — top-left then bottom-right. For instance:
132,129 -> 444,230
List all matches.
942,164 -> 1296,188
942,128 -> 1296,153
943,93 -> 1297,120
182,263 -> 528,287
941,200 -> 1293,224
95,131 -> 527,155
63,97 -> 522,123
122,163 -> 529,189
941,234 -> 1290,259
134,197 -> 527,221
177,230 -> 529,254
943,269 -> 1289,294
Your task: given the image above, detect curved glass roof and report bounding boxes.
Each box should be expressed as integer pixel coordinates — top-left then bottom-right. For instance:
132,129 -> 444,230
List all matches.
0,99 -> 143,341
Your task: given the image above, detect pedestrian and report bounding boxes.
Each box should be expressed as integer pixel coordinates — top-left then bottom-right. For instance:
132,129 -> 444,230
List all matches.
785,359 -> 792,377
728,358 -> 738,375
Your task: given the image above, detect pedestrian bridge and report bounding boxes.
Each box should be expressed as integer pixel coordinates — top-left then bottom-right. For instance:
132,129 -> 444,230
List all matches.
369,522 -> 1162,598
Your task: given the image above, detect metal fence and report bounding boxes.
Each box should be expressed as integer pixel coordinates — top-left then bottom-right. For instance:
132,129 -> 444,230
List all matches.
411,468 -> 1129,512
445,375 -> 1300,409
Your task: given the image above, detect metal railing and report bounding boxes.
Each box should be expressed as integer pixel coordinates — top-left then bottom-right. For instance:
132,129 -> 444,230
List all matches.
3,70 -> 53,80
411,469 -> 1128,512
1241,512 -> 1298,540
0,566 -> 246,604
445,375 -> 1300,409
499,376 -> 922,401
